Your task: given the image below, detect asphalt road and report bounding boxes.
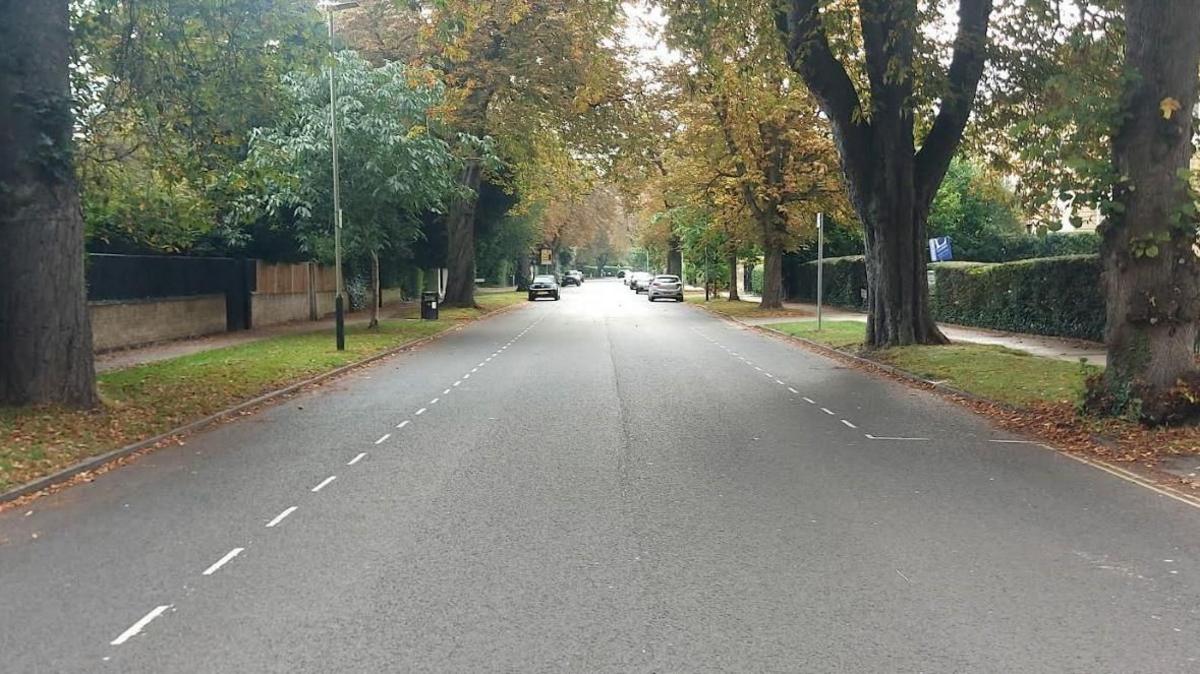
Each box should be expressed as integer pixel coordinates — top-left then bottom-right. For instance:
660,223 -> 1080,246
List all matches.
3,279 -> 1200,673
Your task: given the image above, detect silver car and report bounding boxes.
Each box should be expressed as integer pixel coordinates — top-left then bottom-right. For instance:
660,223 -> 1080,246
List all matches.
647,274 -> 684,302
630,272 -> 654,293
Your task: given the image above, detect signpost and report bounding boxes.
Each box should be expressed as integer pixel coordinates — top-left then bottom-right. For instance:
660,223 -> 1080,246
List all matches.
816,212 -> 825,331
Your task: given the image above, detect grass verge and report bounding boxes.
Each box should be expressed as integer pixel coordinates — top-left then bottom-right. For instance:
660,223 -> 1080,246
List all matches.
686,294 -> 813,319
767,320 -> 1096,407
0,292 -> 525,493
766,319 -> 1200,463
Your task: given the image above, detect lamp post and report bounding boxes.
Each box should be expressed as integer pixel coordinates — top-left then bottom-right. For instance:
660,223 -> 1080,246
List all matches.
319,0 -> 357,351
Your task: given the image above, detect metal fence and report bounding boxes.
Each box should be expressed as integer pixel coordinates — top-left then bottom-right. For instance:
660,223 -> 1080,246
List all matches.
86,254 -> 256,330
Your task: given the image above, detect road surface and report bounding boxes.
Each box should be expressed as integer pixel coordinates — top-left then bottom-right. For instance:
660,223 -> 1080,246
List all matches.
3,279 -> 1199,672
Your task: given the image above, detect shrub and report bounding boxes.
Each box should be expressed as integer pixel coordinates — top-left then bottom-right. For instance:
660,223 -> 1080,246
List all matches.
751,265 -> 764,295
930,255 -> 1104,341
788,256 -> 868,310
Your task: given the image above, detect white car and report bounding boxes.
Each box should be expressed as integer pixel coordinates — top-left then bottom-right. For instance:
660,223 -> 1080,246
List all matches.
647,274 -> 684,302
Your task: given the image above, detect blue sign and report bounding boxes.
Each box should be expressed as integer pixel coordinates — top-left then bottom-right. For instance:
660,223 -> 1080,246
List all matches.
929,236 -> 953,262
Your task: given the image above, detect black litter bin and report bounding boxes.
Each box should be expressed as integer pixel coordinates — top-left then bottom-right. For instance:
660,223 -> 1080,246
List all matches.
420,291 -> 439,320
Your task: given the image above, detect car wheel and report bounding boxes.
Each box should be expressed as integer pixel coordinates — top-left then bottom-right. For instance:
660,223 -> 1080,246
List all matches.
527,294 -> 535,301
554,292 -> 560,300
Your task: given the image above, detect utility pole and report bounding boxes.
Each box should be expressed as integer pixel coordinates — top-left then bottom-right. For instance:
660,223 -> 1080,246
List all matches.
320,0 -> 358,350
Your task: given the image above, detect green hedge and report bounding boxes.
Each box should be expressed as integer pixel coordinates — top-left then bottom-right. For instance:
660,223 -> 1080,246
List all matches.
750,265 -> 764,295
788,255 -> 869,310
930,255 -> 1104,341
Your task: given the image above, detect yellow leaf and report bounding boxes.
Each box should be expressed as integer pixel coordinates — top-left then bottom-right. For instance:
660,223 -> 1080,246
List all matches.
1160,97 -> 1182,119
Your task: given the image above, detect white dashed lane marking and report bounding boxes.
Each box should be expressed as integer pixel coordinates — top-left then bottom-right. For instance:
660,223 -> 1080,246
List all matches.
374,433 -> 391,445
311,476 -> 336,493
821,408 -> 836,416
396,420 -> 410,428
202,547 -> 244,576
110,605 -> 172,646
841,420 -> 858,429
347,452 -> 367,466
415,407 -> 427,415
266,506 -> 297,528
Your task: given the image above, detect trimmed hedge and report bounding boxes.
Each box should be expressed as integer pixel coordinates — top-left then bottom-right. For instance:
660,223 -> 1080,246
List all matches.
930,255 -> 1104,342
788,255 -> 869,310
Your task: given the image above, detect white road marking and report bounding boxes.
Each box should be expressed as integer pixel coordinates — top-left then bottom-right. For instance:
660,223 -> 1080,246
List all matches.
453,381 -> 461,387
463,374 -> 471,380
471,368 -> 479,373
111,605 -> 172,646
375,433 -> 391,445
202,547 -> 245,576
775,379 -> 786,385
443,388 -> 451,395
754,366 -> 763,371
396,420 -> 410,429
477,362 -> 485,367
764,372 -> 774,378
415,407 -> 427,415
486,357 -> 493,362
841,420 -> 858,429
347,452 -> 367,466
311,476 -> 336,492
803,397 -> 816,404
430,398 -> 439,405
788,387 -> 799,394
865,434 -> 930,441
821,408 -> 835,416
266,506 -> 297,528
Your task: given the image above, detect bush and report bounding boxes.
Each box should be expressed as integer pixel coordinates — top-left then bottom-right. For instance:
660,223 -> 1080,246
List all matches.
788,255 -> 868,310
930,255 -> 1104,341
750,265 -> 764,295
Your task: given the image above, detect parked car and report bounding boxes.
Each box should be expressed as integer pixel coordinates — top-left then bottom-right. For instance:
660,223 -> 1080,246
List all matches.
630,272 -> 654,293
647,274 -> 684,302
527,274 -> 560,301
568,270 -> 584,284
560,272 -> 581,287
618,269 -> 631,284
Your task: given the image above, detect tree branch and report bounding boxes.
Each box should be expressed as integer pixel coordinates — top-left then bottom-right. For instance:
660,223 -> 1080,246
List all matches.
775,0 -> 871,186
914,0 -> 993,207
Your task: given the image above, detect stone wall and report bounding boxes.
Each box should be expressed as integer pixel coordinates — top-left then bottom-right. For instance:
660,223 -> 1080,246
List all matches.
90,295 -> 227,352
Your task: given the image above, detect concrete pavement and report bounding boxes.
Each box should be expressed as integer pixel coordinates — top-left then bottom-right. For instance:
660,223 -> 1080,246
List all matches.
2,279 -> 1197,672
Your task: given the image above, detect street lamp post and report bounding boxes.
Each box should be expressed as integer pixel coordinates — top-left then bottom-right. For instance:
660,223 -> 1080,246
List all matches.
319,0 -> 358,351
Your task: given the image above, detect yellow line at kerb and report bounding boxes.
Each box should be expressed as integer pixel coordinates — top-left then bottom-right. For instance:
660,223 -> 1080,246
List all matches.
1057,450 -> 1200,511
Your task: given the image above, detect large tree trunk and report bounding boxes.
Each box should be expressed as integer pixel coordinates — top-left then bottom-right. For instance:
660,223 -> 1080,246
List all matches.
727,253 -> 740,301
368,251 -> 380,329
860,140 -> 948,346
760,239 -> 785,309
1090,0 -> 1200,423
667,233 -> 683,277
443,159 -> 483,307
0,1 -> 98,408
514,252 -> 530,290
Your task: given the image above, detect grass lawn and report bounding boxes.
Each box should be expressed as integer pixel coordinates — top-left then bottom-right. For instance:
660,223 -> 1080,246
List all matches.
768,320 -> 1098,408
768,320 -> 867,350
0,292 -> 525,493
686,294 -> 813,319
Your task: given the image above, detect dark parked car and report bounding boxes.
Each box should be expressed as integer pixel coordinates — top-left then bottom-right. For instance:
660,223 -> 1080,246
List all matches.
528,274 -> 560,301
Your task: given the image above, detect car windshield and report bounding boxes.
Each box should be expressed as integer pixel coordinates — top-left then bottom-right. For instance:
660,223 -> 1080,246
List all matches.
654,276 -> 680,283
533,275 -> 555,283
